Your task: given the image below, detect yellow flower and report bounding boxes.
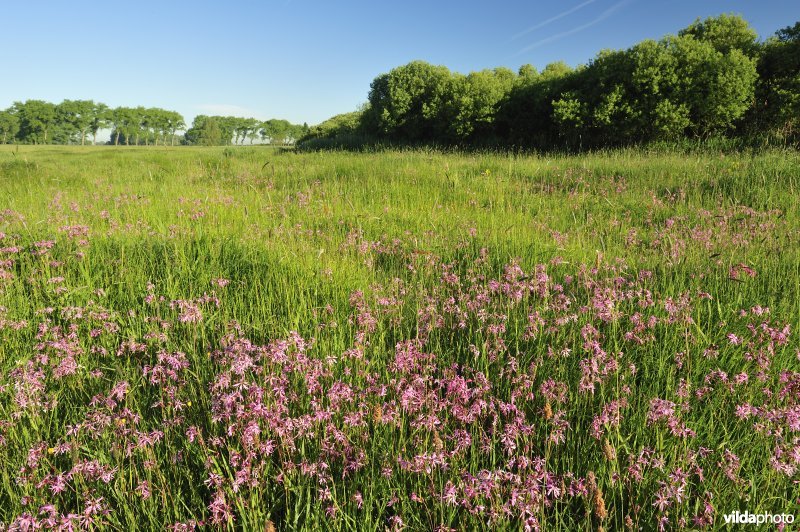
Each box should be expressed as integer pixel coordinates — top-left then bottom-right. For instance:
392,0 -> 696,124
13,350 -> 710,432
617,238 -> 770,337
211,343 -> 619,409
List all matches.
47,447 -> 56,455
186,400 -> 192,407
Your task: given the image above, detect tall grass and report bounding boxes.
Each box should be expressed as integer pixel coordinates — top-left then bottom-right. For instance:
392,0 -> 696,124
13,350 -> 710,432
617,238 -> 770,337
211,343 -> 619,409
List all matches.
0,145 -> 798,530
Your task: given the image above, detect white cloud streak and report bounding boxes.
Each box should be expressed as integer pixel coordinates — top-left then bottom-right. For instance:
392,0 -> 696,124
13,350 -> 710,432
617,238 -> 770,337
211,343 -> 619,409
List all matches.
511,0 -> 598,40
516,0 -> 634,55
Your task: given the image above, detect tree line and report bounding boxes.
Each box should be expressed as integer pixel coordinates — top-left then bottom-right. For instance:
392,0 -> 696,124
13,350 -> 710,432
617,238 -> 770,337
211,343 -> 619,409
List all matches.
0,101 -> 308,147
0,100 -> 186,146
183,116 -> 309,146
300,15 -> 800,150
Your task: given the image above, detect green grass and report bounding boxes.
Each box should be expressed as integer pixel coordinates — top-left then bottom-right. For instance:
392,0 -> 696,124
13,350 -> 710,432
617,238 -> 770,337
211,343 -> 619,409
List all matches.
0,144 -> 798,530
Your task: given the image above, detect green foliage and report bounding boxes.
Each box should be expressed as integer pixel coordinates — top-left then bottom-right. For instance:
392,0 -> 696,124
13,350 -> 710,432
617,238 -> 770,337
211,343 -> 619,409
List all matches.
668,34 -> 757,136
297,111 -> 365,149
57,99 -> 95,145
503,21 -> 758,148
0,110 -> 19,144
183,116 -> 305,146
183,115 -> 224,146
12,100 -> 58,144
495,61 -> 574,147
366,60 -> 455,141
261,119 -> 306,145
678,12 -> 759,56
552,92 -> 587,139
88,102 -> 110,145
1,101 -> 183,146
448,67 -> 517,142
750,21 -> 800,140
317,14 -> 784,151
109,106 -> 137,145
652,99 -> 691,138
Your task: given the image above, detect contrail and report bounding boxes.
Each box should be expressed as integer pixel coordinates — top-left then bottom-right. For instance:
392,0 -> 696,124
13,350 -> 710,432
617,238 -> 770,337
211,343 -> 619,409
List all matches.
511,0 -> 598,40
516,0 -> 634,55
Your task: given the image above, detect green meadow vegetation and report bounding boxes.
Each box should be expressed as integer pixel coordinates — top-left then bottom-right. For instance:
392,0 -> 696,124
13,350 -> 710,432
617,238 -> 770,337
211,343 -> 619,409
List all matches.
0,144 -> 798,530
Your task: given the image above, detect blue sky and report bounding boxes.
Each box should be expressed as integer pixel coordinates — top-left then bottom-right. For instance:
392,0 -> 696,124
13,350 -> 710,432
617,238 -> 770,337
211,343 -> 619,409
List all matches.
1,1 -> 798,128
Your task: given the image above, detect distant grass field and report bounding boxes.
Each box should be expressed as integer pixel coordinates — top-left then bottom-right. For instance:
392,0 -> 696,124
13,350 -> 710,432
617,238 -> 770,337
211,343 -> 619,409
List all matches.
0,145 -> 798,530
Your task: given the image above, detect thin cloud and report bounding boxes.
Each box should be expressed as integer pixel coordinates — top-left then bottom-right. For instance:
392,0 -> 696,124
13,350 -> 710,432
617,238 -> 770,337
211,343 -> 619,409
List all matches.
511,0 -> 598,40
516,0 -> 634,55
195,104 -> 265,119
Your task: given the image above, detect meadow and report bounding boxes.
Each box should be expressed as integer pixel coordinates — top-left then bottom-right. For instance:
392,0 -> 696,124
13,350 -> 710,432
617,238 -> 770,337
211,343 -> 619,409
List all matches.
0,144 -> 798,530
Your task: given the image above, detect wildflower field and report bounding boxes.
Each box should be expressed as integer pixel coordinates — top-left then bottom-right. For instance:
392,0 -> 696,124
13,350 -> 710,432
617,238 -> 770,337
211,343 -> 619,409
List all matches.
0,145 -> 799,530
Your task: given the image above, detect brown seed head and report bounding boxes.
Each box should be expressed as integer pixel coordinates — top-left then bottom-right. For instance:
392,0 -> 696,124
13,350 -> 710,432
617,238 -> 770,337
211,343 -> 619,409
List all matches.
593,485 -> 608,521
432,430 -> 444,451
625,515 -> 634,531
602,439 -> 616,462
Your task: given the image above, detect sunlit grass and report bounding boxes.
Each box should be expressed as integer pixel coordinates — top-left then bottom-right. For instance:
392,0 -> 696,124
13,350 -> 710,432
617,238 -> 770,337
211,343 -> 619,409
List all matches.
0,145 -> 798,530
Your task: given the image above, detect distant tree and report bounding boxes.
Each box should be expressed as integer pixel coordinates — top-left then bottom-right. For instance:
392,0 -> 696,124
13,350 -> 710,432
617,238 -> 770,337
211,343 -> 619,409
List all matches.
132,106 -> 147,145
228,117 -> 242,144
109,107 -> 138,145
140,108 -> 155,145
12,100 -> 58,144
57,99 -> 96,145
217,117 -> 238,145
166,111 -> 185,146
0,109 -> 20,144
184,115 -> 224,146
236,117 -> 259,145
247,122 -> 262,145
262,119 -> 292,144
295,112 -> 368,149
183,115 -> 301,146
144,108 -> 174,145
89,102 -> 110,145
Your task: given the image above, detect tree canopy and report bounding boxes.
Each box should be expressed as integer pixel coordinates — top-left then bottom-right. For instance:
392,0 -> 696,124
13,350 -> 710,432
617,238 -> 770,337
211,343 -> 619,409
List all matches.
0,100 -> 185,146
0,102 -> 306,147
183,116 -> 307,146
300,14 -> 800,150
